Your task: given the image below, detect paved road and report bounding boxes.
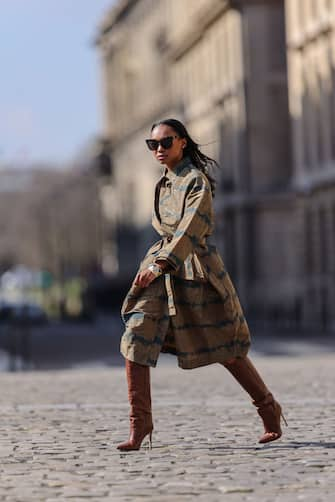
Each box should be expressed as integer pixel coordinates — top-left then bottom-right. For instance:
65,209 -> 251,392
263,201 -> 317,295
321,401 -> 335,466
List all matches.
0,353 -> 334,501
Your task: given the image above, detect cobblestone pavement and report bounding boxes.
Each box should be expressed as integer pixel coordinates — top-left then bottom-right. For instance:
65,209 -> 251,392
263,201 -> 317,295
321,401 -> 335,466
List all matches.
0,353 -> 334,501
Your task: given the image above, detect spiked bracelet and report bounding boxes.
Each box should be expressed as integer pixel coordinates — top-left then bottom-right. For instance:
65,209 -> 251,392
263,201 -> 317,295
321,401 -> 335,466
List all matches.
148,263 -> 163,278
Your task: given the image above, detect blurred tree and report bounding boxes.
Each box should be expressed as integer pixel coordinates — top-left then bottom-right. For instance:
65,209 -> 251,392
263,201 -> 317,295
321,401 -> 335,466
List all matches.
0,165 -> 102,280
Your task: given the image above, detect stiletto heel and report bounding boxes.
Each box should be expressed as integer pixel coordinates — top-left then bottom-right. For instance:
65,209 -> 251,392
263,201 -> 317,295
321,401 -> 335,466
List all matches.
148,431 -> 153,449
253,393 -> 287,444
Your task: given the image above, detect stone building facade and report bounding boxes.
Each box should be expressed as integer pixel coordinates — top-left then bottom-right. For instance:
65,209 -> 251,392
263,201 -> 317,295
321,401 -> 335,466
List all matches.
285,0 -> 335,330
95,0 -> 335,332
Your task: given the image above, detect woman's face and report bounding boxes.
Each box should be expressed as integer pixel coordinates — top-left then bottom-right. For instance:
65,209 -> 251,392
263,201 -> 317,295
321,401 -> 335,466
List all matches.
150,124 -> 186,169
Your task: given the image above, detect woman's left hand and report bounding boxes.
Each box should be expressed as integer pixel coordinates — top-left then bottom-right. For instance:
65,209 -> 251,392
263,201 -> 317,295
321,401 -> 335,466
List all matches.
134,269 -> 157,288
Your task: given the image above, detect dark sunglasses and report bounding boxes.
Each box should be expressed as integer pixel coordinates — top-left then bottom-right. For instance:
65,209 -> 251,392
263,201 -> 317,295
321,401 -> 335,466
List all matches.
145,135 -> 179,151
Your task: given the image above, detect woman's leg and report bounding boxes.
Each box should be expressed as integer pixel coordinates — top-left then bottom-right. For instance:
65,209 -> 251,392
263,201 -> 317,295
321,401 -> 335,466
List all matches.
117,359 -> 153,451
222,356 -> 287,443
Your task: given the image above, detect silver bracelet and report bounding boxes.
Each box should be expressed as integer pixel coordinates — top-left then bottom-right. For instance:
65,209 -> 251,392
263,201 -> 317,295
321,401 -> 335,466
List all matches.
148,263 -> 163,278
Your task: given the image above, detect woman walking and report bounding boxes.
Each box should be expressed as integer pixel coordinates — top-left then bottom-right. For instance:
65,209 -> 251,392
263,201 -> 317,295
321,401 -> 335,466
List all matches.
117,118 -> 286,451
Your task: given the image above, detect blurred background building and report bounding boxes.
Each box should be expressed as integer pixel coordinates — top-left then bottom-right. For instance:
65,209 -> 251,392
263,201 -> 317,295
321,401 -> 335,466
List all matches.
285,0 -> 335,331
95,0 -> 335,334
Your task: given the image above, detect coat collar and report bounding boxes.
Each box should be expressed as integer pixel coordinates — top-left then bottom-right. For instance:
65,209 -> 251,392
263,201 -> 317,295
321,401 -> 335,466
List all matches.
163,156 -> 192,180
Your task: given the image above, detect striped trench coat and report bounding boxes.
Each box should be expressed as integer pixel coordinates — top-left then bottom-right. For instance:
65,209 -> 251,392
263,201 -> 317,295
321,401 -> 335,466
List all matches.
120,156 -> 251,369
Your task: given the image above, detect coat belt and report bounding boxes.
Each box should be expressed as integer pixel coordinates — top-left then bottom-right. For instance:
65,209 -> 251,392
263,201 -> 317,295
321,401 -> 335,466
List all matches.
160,235 -> 175,315
164,273 -> 176,316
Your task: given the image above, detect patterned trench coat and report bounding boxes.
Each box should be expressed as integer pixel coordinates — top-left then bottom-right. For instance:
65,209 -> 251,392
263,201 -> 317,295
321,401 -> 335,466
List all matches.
120,156 -> 251,369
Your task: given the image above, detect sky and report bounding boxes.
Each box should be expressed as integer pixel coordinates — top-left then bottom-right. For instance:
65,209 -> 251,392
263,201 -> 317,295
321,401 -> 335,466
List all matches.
0,0 -> 116,167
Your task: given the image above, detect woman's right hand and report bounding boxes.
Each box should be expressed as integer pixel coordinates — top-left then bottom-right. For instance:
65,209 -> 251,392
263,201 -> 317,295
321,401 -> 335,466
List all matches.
134,260 -> 168,288
134,269 -> 157,288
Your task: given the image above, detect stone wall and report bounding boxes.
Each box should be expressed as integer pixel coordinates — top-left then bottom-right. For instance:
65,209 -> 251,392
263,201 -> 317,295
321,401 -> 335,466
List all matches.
95,0 -> 335,332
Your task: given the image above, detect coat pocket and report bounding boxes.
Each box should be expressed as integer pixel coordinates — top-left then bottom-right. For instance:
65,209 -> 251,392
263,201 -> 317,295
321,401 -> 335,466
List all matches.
122,309 -> 159,339
121,276 -> 165,322
121,291 -> 169,365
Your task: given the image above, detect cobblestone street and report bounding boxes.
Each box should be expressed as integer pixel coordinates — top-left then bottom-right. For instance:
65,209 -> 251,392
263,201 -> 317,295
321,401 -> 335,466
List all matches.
0,352 -> 334,501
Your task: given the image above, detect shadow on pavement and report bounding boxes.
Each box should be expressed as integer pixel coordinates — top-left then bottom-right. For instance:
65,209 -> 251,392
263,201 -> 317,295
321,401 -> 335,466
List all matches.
164,441 -> 335,451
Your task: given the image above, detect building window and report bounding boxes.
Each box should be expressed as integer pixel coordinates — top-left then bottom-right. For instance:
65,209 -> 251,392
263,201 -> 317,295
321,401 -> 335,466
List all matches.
302,63 -> 312,169
218,119 -> 235,192
304,207 -> 314,273
310,0 -> 317,19
326,0 -> 333,14
315,72 -> 324,166
245,209 -> 256,281
223,209 -> 237,280
298,0 -> 306,35
319,206 -> 328,274
329,45 -> 335,161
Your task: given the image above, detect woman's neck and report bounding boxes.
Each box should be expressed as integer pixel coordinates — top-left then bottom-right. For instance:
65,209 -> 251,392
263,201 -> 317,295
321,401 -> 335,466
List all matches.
165,154 -> 184,170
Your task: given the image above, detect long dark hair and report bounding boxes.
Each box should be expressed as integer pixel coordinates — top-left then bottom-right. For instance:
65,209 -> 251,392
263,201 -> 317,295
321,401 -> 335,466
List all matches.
151,118 -> 219,197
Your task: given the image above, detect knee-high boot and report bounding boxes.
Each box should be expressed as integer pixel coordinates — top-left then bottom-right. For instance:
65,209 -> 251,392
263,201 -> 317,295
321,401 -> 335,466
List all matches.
117,359 -> 153,451
222,356 -> 287,443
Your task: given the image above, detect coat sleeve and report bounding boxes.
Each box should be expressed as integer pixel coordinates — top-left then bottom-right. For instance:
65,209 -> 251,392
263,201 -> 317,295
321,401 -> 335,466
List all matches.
154,174 -> 212,270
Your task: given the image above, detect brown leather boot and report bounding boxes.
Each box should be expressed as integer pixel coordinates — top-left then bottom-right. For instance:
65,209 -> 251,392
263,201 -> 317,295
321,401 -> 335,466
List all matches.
117,359 -> 153,451
222,357 -> 287,443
